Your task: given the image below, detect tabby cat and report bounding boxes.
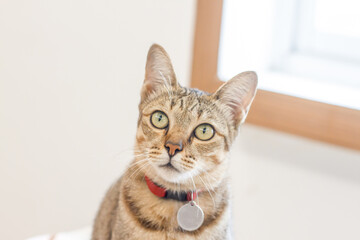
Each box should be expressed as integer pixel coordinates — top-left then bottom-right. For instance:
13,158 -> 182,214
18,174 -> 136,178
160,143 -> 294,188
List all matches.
92,44 -> 258,240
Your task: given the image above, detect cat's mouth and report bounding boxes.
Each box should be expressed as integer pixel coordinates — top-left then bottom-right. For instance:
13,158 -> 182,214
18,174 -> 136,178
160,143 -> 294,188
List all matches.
159,162 -> 180,172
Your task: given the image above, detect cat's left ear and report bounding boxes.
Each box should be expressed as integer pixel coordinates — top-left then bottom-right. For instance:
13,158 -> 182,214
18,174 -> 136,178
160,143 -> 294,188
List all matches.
141,44 -> 178,102
213,71 -> 258,128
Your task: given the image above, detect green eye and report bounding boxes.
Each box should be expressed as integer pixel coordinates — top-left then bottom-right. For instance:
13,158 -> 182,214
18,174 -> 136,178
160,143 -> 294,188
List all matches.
150,111 -> 169,129
194,124 -> 215,141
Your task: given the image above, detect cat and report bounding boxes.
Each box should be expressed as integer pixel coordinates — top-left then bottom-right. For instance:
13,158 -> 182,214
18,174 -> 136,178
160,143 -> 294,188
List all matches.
92,44 -> 257,240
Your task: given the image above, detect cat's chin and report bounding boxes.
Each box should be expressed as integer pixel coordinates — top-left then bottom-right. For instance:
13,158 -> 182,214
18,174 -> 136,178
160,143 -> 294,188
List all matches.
153,165 -> 196,184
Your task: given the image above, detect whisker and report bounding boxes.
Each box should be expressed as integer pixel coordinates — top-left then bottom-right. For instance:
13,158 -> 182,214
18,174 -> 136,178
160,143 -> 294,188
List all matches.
127,158 -> 149,168
198,175 -> 216,208
128,158 -> 162,183
132,153 -> 149,159
129,161 -> 150,179
202,169 -> 218,182
202,171 -> 218,197
111,146 -> 135,158
190,175 -> 200,207
123,163 -> 150,186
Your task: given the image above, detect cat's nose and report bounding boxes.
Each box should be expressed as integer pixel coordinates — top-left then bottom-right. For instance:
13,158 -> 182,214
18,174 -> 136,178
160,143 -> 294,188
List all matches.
165,141 -> 183,157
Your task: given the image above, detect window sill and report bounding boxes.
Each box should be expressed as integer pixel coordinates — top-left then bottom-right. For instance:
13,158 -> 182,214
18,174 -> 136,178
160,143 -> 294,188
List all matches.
241,71 -> 360,110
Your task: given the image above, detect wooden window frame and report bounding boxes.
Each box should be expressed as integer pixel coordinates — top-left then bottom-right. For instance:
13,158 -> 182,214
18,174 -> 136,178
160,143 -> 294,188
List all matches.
191,0 -> 360,150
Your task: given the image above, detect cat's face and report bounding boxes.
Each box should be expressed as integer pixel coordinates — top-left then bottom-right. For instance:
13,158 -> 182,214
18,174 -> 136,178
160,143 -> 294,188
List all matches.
137,88 -> 229,183
135,44 -> 257,184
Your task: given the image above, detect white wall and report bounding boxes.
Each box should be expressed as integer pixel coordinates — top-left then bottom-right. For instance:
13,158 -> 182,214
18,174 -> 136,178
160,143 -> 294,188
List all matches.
0,1 -> 195,239
232,125 -> 360,240
1,1 -> 360,240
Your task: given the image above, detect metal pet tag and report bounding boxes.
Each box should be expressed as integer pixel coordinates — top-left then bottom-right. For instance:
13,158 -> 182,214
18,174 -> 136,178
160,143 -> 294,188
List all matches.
177,201 -> 204,231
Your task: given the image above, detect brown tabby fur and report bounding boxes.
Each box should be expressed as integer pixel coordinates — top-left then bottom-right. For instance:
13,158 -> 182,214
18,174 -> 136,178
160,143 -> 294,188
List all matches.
92,44 -> 258,240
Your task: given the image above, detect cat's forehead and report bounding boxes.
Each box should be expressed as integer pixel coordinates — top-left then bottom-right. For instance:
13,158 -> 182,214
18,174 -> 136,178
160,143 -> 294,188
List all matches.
142,88 -> 228,132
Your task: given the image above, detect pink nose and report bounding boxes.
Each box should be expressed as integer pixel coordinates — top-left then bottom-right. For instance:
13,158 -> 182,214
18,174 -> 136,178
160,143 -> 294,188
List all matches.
165,141 -> 183,157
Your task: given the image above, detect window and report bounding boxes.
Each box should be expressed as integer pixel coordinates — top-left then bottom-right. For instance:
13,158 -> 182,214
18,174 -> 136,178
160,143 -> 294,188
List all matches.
296,0 -> 360,63
191,0 -> 360,150
218,0 -> 360,110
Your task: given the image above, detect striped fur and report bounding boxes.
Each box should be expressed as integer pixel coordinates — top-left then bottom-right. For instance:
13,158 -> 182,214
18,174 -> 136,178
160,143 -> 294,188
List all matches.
92,44 -> 257,240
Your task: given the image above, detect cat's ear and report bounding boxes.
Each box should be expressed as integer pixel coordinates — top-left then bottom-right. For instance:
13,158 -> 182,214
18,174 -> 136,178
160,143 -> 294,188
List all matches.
141,44 -> 178,102
213,71 -> 258,128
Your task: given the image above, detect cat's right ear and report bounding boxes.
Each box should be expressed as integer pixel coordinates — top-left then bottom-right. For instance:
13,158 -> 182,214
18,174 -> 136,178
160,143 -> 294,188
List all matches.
141,44 -> 178,102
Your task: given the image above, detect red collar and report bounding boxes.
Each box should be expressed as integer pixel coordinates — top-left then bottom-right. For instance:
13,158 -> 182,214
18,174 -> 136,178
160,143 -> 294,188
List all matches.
145,176 -> 199,202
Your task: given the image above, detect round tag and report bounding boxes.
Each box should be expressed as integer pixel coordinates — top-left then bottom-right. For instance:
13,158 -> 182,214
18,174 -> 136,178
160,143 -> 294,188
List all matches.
177,201 -> 204,231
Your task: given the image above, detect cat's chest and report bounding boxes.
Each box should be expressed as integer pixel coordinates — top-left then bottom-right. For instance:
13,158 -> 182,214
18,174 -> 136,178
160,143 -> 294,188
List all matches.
116,181 -> 230,240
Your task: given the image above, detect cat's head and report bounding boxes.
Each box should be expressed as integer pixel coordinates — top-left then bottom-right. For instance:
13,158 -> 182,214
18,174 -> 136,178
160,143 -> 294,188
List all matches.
135,44 -> 257,186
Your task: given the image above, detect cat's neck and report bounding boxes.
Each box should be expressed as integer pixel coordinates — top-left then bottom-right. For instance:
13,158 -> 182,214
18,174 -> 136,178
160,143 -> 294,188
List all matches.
128,159 -> 228,197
